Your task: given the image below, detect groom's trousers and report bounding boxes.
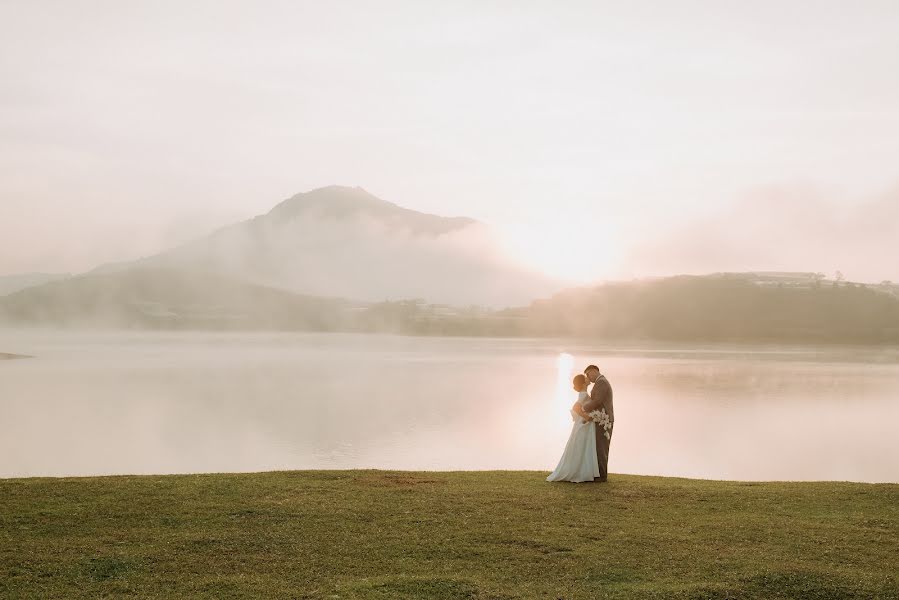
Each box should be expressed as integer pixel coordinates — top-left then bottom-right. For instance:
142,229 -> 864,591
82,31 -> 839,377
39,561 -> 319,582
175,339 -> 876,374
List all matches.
595,428 -> 612,481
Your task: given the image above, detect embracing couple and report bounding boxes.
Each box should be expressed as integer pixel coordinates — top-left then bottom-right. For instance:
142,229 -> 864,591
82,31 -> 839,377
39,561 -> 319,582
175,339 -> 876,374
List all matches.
547,364 -> 614,483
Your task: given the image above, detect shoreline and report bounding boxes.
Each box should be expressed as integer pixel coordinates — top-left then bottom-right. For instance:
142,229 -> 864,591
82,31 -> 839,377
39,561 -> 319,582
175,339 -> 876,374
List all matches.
4,325 -> 899,348
2,468 -> 897,485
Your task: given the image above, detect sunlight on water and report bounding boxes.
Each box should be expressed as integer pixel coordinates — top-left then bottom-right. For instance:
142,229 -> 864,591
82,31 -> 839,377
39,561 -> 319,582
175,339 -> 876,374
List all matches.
553,353 -> 575,427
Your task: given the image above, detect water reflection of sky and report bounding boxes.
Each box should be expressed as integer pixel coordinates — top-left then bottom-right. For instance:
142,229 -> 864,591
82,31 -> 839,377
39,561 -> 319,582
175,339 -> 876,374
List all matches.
2,332 -> 897,482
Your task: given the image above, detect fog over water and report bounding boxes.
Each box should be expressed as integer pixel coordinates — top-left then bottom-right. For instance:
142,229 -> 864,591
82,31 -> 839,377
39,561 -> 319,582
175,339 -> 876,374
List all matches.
2,331 -> 896,482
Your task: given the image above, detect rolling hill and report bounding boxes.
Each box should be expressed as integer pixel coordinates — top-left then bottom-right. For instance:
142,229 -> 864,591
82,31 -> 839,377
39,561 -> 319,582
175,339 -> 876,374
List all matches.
0,268 -> 351,330
0,272 -> 70,297
4,269 -> 899,343
511,273 -> 899,343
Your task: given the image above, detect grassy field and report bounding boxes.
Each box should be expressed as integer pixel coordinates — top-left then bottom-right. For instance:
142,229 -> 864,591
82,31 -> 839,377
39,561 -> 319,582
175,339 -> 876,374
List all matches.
1,471 -> 897,599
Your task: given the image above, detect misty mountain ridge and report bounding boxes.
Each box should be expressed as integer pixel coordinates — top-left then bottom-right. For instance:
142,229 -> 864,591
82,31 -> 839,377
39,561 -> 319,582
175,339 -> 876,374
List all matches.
92,185 -> 560,307
4,186 -> 899,342
0,272 -> 70,297
266,186 -> 476,235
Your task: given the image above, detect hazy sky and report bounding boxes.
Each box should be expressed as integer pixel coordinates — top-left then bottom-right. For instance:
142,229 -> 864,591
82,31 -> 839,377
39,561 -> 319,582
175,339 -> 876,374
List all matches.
2,1 -> 898,283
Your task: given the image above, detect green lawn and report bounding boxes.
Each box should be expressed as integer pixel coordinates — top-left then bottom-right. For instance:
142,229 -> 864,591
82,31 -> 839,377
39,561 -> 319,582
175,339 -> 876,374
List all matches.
1,471 -> 897,599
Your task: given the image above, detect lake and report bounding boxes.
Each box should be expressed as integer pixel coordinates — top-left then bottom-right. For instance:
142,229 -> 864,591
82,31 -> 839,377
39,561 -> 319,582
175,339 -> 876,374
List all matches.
1,331 -> 897,482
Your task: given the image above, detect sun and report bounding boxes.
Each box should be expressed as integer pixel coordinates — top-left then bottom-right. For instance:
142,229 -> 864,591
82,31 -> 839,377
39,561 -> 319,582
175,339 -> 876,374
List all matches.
497,222 -> 620,283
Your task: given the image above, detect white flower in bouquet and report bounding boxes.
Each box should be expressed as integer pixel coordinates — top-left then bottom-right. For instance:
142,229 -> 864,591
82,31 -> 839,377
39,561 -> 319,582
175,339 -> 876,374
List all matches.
588,408 -> 613,439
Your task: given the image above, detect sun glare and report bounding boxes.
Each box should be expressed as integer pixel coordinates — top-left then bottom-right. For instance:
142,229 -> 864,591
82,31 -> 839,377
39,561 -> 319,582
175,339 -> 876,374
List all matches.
499,223 -> 619,283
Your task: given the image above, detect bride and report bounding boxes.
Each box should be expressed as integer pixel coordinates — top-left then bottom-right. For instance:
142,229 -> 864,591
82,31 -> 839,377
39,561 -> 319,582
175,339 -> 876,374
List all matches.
546,374 -> 600,483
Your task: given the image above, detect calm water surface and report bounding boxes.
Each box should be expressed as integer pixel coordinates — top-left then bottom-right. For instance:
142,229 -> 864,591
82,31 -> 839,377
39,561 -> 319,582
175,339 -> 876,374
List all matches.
2,331 -> 897,482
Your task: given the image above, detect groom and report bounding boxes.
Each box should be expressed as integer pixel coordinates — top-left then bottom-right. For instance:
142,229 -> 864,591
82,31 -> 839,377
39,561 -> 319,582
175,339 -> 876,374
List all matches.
583,365 -> 614,482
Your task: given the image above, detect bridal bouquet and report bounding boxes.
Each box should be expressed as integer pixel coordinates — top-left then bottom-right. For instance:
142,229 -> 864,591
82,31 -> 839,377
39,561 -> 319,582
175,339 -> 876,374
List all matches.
588,408 -> 613,440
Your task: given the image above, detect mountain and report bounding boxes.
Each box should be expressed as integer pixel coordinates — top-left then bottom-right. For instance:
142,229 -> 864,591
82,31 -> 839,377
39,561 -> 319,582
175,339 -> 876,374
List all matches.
95,186 -> 561,307
0,272 -> 70,296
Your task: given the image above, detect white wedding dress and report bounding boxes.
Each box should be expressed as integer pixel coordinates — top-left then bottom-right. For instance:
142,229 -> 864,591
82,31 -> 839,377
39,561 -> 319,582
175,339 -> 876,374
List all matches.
546,391 -> 600,483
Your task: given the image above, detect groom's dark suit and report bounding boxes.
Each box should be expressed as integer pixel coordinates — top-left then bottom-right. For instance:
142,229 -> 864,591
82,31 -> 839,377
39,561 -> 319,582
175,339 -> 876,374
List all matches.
582,374 -> 614,481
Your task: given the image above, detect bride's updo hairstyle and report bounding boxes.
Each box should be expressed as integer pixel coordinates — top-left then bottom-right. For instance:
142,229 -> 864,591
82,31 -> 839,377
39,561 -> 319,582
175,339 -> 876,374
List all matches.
572,374 -> 587,392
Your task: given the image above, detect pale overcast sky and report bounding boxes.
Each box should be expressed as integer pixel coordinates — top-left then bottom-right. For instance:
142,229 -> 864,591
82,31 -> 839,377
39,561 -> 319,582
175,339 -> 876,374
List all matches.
1,1 -> 897,282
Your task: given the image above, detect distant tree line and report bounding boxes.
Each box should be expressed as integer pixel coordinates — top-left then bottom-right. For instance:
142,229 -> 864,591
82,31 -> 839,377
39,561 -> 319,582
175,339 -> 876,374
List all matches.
502,276 -> 899,343
3,270 -> 899,344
